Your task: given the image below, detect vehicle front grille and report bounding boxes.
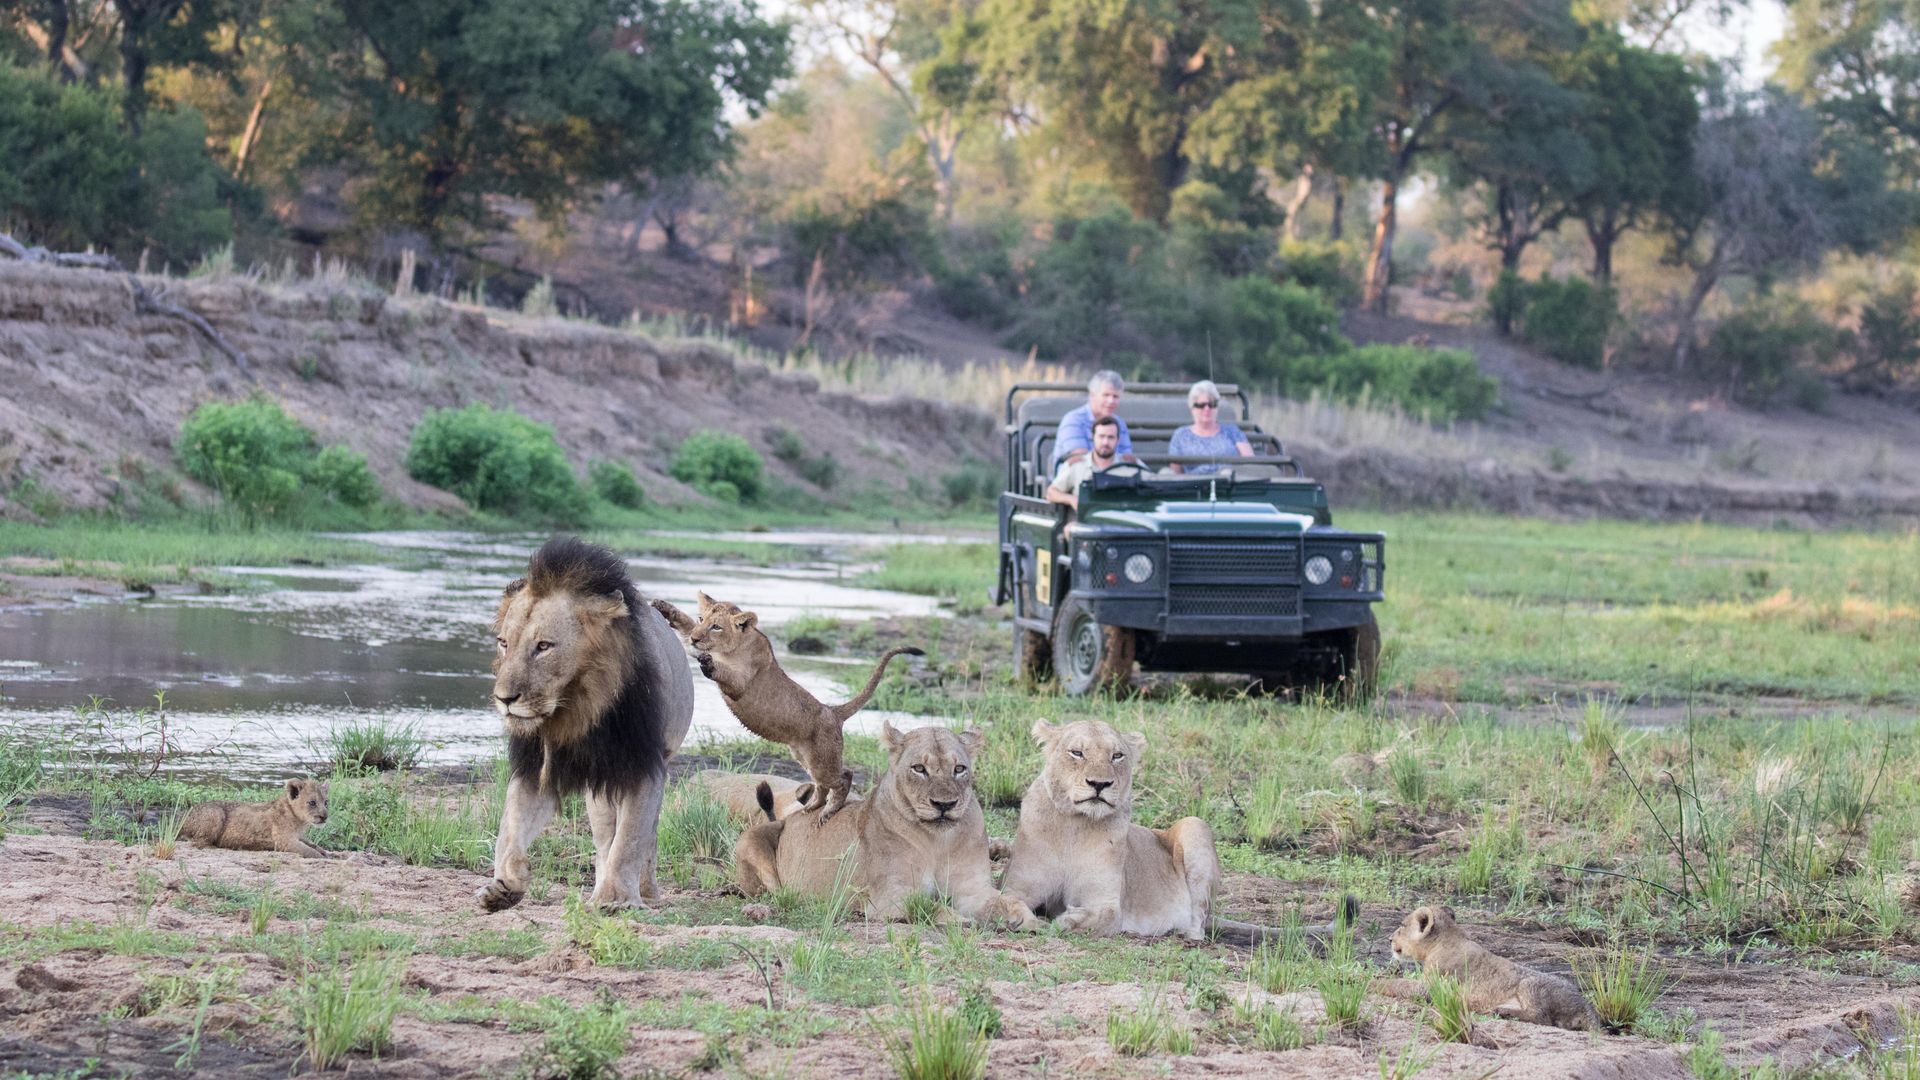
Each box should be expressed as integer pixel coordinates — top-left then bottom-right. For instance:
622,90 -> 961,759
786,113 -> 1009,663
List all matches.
1168,541 -> 1299,585
1169,586 -> 1300,618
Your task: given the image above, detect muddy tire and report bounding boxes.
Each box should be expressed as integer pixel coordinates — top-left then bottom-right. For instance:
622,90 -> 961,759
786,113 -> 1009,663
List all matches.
1052,595 -> 1135,697
1014,625 -> 1052,683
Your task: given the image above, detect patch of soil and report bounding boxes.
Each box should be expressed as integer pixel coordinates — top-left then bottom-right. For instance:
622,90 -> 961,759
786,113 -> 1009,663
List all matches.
1,828 -> 1912,1078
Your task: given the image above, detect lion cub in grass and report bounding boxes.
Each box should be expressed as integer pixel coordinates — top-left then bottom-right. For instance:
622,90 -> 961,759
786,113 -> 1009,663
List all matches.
653,592 -> 922,822
1389,905 -> 1601,1031
179,778 -> 334,858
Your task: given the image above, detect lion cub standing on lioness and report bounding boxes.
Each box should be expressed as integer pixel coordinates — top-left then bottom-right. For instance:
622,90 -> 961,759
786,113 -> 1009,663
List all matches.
1390,905 -> 1601,1031
653,592 -> 921,821
1002,719 -> 1356,945
179,778 -> 334,858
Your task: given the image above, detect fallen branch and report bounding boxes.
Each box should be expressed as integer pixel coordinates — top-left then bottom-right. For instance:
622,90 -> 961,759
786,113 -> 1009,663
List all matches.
1,231 -> 254,383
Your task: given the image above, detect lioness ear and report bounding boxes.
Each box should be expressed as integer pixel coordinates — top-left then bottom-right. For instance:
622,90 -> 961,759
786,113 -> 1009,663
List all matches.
1121,731 -> 1146,759
957,729 -> 985,758
1030,719 -> 1058,747
881,720 -> 903,755
734,611 -> 758,633
286,779 -> 302,800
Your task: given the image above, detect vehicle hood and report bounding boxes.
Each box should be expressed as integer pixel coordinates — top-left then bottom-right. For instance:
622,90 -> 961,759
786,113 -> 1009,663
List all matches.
1081,501 -> 1315,536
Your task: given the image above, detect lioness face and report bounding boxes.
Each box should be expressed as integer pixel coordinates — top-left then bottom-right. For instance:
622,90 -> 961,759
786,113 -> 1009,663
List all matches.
1389,905 -> 1454,965
880,722 -> 984,825
285,778 -> 329,825
492,582 -> 628,736
687,592 -> 757,656
1032,719 -> 1145,821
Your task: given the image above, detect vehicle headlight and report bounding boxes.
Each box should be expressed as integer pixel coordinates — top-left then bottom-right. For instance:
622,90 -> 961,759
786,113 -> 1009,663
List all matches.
1123,553 -> 1155,584
1304,555 -> 1334,585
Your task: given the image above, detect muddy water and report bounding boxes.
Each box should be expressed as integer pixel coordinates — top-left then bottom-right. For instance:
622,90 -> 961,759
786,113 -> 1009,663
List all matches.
0,531 -> 957,780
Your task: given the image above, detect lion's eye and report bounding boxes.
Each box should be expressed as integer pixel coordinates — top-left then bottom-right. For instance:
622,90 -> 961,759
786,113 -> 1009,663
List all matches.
954,765 -> 967,776
1112,752 -> 1125,762
911,764 -> 929,776
533,641 -> 554,654
496,637 -> 507,650
1068,749 -> 1084,759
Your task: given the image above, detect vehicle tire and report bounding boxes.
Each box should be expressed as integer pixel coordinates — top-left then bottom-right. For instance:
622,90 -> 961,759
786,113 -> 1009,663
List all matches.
1014,625 -> 1052,684
1052,595 -> 1135,697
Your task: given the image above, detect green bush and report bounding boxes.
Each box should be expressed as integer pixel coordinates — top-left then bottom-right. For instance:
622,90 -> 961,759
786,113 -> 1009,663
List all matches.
0,62 -> 233,264
1277,239 -> 1360,306
588,459 -> 647,509
786,194 -> 933,287
669,431 -> 764,503
176,398 -> 312,523
1702,302 -> 1841,406
1212,276 -> 1349,386
1849,276 -> 1920,385
1497,273 -> 1615,369
308,446 -> 381,509
797,452 -> 840,491
405,403 -> 589,523
1169,180 -> 1277,277
1295,345 -> 1499,423
940,457 -> 1000,508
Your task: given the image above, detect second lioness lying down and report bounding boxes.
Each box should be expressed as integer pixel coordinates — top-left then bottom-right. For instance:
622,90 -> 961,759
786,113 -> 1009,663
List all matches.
1002,719 -> 1355,945
732,722 -> 1038,929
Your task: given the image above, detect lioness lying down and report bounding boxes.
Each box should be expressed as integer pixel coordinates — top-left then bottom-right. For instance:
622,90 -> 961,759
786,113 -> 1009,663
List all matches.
1389,905 -> 1601,1031
732,722 -> 1039,929
1003,720 -> 1356,945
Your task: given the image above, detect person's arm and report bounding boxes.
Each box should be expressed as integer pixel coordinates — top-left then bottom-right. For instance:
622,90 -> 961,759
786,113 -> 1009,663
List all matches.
1229,425 -> 1254,457
1044,484 -> 1077,511
1053,411 -> 1090,467
1045,462 -> 1080,511
1166,426 -> 1188,473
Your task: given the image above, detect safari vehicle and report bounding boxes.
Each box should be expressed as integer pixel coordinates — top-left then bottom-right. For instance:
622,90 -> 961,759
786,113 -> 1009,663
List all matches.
994,382 -> 1384,697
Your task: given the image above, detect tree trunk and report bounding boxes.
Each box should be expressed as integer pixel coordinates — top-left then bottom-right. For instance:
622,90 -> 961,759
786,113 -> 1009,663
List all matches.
45,0 -> 70,80
234,77 -> 274,178
1586,210 -> 1619,286
111,0 -> 185,134
1673,257 -> 1721,372
1329,179 -> 1345,242
1363,174 -> 1399,314
1284,164 -> 1314,241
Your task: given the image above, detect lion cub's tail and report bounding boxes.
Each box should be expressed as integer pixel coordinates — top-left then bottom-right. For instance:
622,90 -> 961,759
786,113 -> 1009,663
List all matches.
1210,894 -> 1360,949
754,781 -> 778,822
827,646 -> 925,723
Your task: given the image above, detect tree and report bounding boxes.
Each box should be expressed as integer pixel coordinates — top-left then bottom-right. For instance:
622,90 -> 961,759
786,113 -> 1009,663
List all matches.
1776,0 -> 1920,174
1565,33 -> 1697,284
278,0 -> 790,243
981,0 -> 1314,222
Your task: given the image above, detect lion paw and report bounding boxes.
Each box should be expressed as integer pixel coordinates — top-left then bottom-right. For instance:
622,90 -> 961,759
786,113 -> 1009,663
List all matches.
478,880 -> 525,913
696,653 -> 715,679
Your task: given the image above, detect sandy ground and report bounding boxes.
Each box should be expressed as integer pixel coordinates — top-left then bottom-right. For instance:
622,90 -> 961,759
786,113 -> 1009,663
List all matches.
2,807 -> 1914,1078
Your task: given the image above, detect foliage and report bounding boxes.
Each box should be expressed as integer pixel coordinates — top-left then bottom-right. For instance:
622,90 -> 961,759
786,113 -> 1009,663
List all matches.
176,398 -> 383,524
1515,274 -> 1617,370
526,992 -> 631,1080
294,950 -> 409,1070
1424,974 -> 1475,1043
1293,345 -> 1498,423
404,404 -> 589,524
587,459 -> 647,510
274,0 -> 791,241
1702,301 -> 1842,405
1848,275 -> 1920,386
1571,943 -> 1669,1032
320,717 -> 426,773
881,992 -> 991,1080
670,430 -> 766,503
939,457 -> 999,509
787,193 -> 935,286
0,62 -> 233,264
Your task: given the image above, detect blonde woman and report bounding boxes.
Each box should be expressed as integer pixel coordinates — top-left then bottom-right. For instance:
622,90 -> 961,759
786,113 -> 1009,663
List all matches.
1167,380 -> 1254,474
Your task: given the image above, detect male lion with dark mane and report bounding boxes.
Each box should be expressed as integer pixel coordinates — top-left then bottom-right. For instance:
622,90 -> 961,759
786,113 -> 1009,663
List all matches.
732,721 -> 1038,929
479,537 -> 694,913
1003,719 -> 1356,945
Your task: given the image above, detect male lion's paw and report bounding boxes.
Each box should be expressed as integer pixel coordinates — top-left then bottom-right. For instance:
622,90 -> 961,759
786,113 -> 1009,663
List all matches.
478,880 -> 525,913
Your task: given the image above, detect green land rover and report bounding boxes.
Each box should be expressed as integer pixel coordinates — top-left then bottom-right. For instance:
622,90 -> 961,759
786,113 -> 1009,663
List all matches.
994,382 -> 1385,697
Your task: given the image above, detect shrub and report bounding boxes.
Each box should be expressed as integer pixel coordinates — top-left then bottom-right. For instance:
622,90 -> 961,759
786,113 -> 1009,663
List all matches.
940,458 -> 1000,508
786,194 -> 934,287
1213,276 -> 1349,386
1701,302 -> 1841,405
309,446 -> 381,509
797,452 -> 840,490
669,431 -> 764,503
1169,180 -> 1277,277
1277,238 -> 1360,306
1572,943 -> 1669,1032
587,459 -> 646,510
175,398 -> 313,523
883,994 -> 990,1080
294,951 -> 408,1070
1294,345 -> 1499,423
405,403 -> 589,523
528,992 -> 629,1079
1850,276 -> 1920,386
1518,275 -> 1615,369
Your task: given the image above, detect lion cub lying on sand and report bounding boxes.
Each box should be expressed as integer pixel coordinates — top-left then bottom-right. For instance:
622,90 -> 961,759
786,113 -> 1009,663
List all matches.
1003,720 -> 1356,945
1389,905 -> 1601,1031
180,779 -> 334,858
653,592 -> 921,821
732,722 -> 1039,929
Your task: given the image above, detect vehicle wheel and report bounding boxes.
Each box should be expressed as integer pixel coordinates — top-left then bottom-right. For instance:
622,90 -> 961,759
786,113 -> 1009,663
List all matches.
1052,595 -> 1135,697
1014,625 -> 1052,684
1336,616 -> 1381,704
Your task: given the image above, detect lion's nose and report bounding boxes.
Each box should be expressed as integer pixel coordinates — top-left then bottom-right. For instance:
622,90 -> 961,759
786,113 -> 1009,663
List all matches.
496,692 -> 520,706
1086,779 -> 1112,794
930,799 -> 957,816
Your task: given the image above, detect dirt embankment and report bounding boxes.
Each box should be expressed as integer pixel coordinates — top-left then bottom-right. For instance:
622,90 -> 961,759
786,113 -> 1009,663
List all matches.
3,258 -> 1919,526
0,260 -> 995,518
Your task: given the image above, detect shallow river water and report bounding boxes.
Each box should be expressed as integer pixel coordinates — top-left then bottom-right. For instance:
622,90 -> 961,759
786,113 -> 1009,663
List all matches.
0,531 -> 956,780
